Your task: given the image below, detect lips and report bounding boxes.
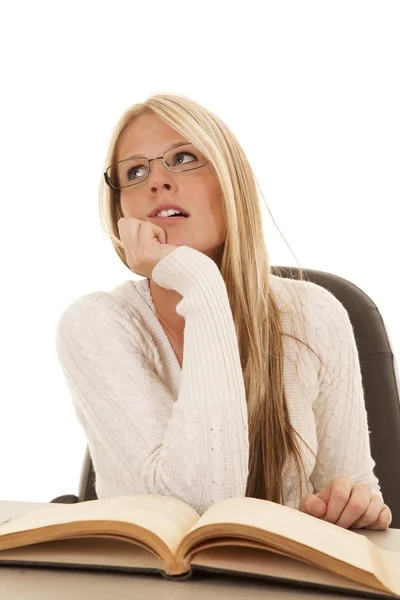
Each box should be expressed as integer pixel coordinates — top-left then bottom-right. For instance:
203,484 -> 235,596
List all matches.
149,205 -> 189,217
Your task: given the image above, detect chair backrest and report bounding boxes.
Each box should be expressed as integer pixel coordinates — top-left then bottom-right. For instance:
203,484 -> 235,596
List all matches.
79,266 -> 400,527
78,445 -> 97,502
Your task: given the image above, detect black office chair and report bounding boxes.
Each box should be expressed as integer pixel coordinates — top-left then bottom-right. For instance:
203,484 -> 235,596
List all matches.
51,266 -> 400,527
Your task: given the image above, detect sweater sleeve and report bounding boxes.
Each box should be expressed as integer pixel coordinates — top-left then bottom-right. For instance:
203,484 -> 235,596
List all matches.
55,245 -> 249,515
306,284 -> 382,500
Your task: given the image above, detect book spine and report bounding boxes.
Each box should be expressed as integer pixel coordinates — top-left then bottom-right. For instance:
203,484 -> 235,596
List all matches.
161,567 -> 193,581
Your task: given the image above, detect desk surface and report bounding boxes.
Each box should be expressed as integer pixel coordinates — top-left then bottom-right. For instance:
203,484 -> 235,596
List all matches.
0,500 -> 399,600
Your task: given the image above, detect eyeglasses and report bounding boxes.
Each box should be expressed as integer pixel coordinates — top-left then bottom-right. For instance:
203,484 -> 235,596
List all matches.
104,143 -> 208,190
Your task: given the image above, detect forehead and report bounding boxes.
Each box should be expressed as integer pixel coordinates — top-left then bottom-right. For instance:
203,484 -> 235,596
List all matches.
116,114 -> 186,161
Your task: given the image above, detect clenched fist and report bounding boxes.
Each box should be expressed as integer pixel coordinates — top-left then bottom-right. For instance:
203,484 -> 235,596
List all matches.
117,217 -> 179,279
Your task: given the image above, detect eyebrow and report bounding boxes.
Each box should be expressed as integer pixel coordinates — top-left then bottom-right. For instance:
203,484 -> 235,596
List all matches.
123,140 -> 190,160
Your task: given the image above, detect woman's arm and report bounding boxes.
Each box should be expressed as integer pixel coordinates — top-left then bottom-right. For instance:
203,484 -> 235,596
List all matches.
299,284 -> 391,528
307,283 -> 382,498
56,246 -> 249,515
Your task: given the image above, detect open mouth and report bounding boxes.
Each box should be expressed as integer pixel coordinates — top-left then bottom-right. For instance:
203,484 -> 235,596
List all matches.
151,215 -> 189,221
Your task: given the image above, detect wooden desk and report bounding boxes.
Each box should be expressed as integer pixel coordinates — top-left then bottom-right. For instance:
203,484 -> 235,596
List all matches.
0,500 -> 399,600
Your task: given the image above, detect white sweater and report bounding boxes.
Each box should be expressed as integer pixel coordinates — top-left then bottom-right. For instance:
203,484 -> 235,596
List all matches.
55,245 -> 381,515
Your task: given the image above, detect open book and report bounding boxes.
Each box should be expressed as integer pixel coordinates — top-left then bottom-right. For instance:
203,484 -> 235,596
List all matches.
0,494 -> 399,598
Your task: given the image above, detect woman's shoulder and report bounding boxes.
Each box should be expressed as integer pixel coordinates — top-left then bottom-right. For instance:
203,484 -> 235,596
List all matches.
56,279 -> 149,331
55,280 -> 158,363
270,272 -> 352,335
270,274 -> 357,376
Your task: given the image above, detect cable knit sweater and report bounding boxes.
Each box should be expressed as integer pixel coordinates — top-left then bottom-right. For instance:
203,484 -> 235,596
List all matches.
55,245 -> 382,515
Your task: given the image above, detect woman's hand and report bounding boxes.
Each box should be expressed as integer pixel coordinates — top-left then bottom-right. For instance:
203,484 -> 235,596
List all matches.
117,217 -> 179,279
299,475 -> 392,529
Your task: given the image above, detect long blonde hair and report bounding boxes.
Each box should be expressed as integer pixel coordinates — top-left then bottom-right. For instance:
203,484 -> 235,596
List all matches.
98,93 -> 325,504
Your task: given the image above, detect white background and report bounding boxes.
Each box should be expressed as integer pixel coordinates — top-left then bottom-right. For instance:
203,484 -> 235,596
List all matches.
0,1 -> 399,502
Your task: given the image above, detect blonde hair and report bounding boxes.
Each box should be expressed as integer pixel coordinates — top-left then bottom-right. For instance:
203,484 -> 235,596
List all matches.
98,93 -> 326,504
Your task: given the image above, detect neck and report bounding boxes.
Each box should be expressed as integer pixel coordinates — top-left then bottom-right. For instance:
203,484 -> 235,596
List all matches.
149,279 -> 185,339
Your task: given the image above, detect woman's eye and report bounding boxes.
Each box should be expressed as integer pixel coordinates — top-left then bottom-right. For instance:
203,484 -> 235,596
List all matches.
174,151 -> 197,166
127,165 -> 146,180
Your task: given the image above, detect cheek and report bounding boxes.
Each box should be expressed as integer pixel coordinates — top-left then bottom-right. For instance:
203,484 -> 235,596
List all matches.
191,167 -> 217,189
120,194 -> 139,218
195,173 -> 222,206
120,196 -> 129,215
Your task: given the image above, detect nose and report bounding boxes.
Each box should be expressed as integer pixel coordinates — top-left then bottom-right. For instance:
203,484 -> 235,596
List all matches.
148,157 -> 176,192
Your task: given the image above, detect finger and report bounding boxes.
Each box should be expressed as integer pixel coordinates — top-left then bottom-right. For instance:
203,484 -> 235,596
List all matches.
334,484 -> 372,529
118,217 -> 138,245
365,505 -> 392,530
117,219 -> 129,251
322,476 -> 354,524
117,217 -> 126,239
122,219 -> 139,263
316,484 -> 332,505
137,219 -> 166,244
299,494 -> 327,518
125,218 -> 153,248
346,494 -> 382,529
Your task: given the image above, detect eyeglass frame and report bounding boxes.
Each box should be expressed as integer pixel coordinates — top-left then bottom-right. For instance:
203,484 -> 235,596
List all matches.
103,143 -> 209,191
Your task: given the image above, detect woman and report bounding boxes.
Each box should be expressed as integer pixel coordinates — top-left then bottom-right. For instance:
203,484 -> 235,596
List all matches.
56,92 -> 391,529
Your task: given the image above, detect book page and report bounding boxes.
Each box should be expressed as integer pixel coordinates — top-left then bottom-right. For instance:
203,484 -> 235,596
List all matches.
0,536 -> 163,571
0,495 -> 199,558
191,546 -> 396,598
180,497 -> 389,585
